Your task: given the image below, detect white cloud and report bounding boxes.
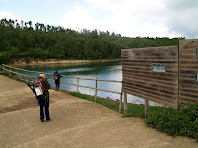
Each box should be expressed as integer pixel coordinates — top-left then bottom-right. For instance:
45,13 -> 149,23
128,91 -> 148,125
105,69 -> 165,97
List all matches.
63,0 -> 198,38
63,0 -> 180,38
64,2 -> 96,30
2,0 -> 197,38
0,10 -> 23,22
165,0 -> 198,39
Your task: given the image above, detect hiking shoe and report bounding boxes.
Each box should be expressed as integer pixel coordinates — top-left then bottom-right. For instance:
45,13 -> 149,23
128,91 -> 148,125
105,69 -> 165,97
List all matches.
46,118 -> 50,121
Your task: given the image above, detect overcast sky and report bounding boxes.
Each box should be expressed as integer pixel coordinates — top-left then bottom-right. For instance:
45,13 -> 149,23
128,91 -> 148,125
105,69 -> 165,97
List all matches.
0,0 -> 198,39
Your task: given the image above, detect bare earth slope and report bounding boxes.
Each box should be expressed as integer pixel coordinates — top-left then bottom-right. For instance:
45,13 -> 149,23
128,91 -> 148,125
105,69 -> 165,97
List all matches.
0,75 -> 197,148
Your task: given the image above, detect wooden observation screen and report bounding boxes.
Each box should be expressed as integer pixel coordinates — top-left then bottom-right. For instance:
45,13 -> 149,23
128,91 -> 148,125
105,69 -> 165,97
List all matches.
122,46 -> 179,108
179,39 -> 198,104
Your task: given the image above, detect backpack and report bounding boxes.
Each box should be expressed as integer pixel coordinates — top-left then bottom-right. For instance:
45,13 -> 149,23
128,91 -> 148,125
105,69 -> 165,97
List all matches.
34,78 -> 45,96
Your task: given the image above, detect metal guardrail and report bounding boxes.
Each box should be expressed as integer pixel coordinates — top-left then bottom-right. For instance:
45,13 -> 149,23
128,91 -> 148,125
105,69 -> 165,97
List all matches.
2,64 -> 123,106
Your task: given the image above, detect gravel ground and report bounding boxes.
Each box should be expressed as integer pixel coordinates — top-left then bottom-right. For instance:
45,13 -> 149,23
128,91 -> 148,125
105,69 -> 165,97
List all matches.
0,75 -> 197,148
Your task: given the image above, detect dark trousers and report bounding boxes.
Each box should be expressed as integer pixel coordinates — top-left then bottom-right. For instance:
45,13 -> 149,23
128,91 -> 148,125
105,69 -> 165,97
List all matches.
55,80 -> 60,89
38,92 -> 50,121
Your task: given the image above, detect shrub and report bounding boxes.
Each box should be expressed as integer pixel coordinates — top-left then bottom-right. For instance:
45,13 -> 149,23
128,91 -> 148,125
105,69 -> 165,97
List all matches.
146,104 -> 198,138
0,51 -> 10,64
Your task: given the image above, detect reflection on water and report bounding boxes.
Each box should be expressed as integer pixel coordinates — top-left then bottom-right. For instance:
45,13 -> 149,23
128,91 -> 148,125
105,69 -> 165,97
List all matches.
18,61 -> 160,106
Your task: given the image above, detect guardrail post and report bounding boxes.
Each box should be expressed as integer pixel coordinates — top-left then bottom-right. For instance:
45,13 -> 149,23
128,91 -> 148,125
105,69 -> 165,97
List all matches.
77,78 -> 79,92
1,64 -> 5,72
9,66 -> 11,76
95,78 -> 98,102
26,71 -> 28,82
145,99 -> 149,117
119,85 -> 123,113
59,76 -> 61,89
124,92 -> 127,114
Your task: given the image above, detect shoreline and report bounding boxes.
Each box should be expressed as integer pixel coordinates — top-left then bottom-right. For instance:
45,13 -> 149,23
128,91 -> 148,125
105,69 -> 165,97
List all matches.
10,59 -> 121,66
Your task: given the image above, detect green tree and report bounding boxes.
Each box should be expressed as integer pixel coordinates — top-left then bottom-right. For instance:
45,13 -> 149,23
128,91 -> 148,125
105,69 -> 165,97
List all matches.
0,18 -> 183,64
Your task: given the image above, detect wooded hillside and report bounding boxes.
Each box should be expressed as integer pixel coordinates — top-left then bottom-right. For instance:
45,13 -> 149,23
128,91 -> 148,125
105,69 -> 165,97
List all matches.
0,18 -> 184,64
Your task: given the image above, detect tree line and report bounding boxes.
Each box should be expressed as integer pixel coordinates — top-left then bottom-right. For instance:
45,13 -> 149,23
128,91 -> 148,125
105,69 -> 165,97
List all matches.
0,18 -> 185,64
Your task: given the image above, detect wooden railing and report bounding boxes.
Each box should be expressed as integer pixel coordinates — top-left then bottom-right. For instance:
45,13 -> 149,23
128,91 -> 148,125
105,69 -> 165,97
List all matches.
2,64 -> 123,112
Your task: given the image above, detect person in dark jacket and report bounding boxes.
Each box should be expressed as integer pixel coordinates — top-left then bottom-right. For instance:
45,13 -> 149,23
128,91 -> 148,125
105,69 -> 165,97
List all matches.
37,74 -> 51,122
54,69 -> 61,89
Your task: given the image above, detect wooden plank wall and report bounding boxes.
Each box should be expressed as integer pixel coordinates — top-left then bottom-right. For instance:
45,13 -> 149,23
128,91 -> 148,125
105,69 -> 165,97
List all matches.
122,46 -> 179,108
179,39 -> 198,104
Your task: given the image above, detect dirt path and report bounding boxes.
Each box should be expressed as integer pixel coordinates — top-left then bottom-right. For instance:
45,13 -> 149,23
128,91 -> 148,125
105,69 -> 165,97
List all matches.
0,75 -> 197,148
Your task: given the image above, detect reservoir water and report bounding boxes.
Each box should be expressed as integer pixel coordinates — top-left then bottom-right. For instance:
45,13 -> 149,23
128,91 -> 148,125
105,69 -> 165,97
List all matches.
18,61 -> 159,106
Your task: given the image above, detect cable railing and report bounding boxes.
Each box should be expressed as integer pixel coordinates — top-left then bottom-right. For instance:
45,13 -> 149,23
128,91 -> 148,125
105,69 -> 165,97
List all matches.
2,64 -> 123,111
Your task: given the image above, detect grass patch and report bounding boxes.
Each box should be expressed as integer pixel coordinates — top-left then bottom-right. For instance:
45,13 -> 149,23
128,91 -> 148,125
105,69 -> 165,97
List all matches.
69,91 -> 120,111
0,70 -> 26,83
69,91 -> 145,118
125,104 -> 145,118
0,70 -> 9,76
0,70 -> 7,75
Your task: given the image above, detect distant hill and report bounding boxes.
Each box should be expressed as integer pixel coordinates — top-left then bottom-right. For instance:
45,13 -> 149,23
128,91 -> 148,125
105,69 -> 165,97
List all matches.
0,18 -> 184,64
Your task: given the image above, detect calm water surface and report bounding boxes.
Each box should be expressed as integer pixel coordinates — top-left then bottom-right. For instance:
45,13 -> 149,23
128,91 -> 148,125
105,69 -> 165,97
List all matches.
18,61 -> 158,106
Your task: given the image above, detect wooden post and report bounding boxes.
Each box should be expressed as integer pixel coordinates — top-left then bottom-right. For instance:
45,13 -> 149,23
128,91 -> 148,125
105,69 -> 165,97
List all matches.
177,45 -> 180,109
124,92 -> 127,114
77,78 -> 79,92
26,71 -> 28,82
9,66 -> 11,76
2,64 -> 5,72
59,77 -> 61,89
119,85 -> 123,113
145,99 -> 149,117
95,78 -> 98,102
